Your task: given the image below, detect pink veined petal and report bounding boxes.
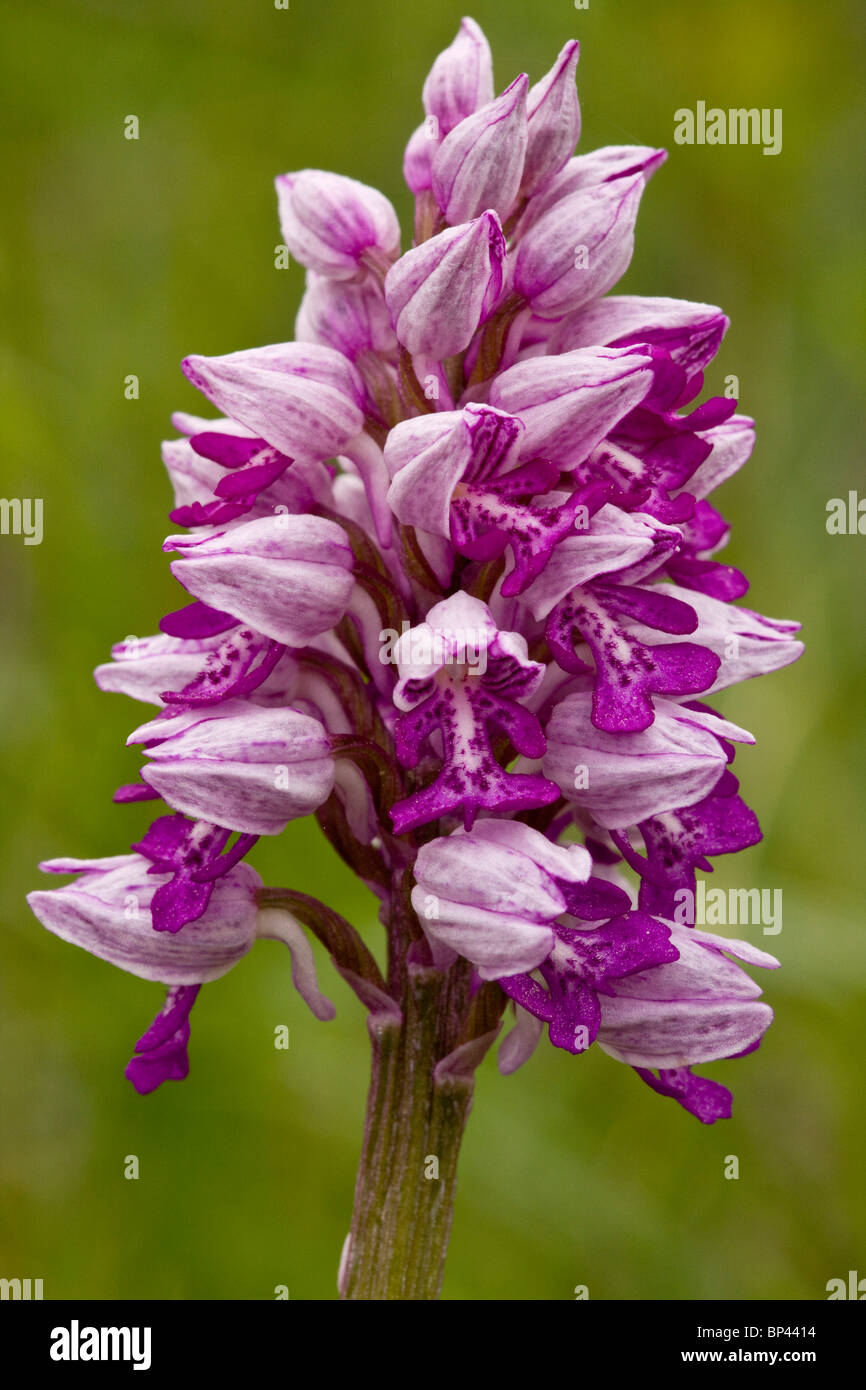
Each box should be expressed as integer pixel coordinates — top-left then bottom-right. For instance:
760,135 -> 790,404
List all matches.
27,859 -> 261,984
411,885 -> 557,980
596,996 -> 774,1068
164,514 -> 355,647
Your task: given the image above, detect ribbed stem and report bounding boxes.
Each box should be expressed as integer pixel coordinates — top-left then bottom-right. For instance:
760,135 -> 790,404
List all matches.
340,958 -> 474,1300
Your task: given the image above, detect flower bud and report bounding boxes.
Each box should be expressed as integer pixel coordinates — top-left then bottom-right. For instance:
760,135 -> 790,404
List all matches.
182,343 -> 365,461
384,211 -> 506,357
274,169 -> 400,279
521,40 -> 581,196
519,144 -> 666,234
295,274 -> 397,361
402,121 -> 436,195
432,75 -> 528,224
514,173 -> 645,318
129,702 -> 334,835
164,513 -> 354,646
422,17 -> 494,137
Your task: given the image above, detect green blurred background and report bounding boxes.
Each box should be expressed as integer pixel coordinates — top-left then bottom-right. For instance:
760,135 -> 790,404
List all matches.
1,0 -> 864,1300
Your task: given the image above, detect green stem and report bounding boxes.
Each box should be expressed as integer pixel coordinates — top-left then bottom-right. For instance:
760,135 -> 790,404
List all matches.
340,957 -> 475,1300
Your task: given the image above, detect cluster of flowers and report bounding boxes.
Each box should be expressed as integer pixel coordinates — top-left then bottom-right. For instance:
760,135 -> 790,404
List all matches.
30,19 -> 801,1120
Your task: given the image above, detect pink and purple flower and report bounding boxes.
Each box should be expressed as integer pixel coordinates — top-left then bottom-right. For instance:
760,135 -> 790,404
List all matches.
30,18 -> 801,1136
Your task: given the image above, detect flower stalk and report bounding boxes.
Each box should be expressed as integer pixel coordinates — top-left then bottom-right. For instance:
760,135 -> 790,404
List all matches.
341,956 -> 476,1301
